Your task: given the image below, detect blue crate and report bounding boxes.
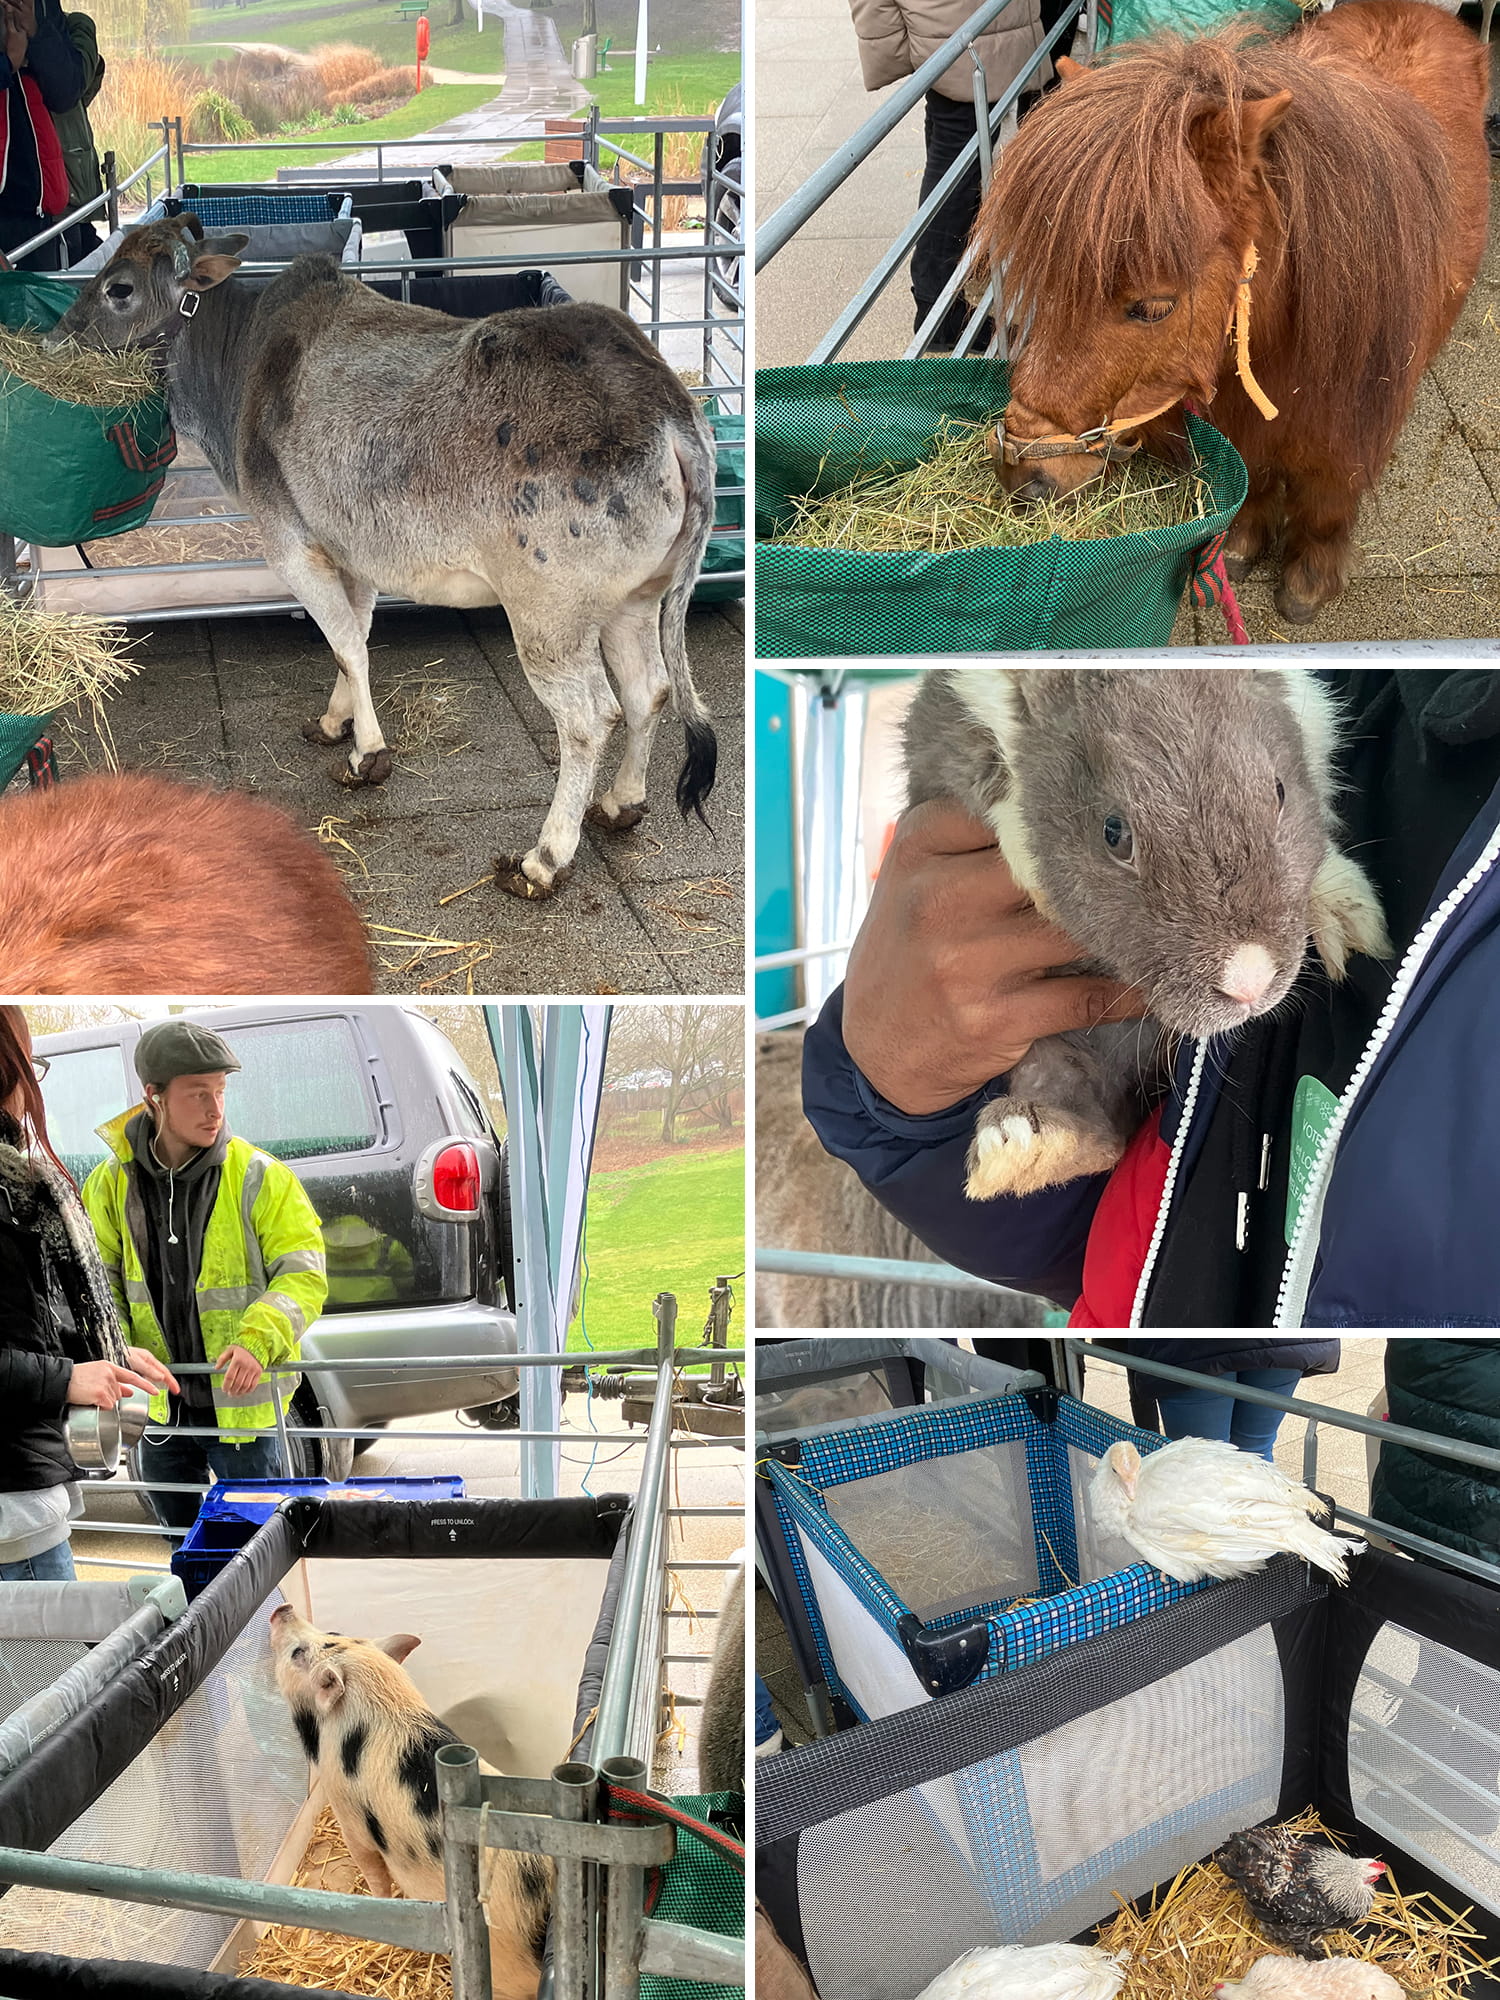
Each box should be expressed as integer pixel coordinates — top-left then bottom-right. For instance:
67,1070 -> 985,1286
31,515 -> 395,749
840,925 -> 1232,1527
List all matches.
171,1474 -> 464,1599
166,190 -> 353,227
767,1392 -> 1209,1719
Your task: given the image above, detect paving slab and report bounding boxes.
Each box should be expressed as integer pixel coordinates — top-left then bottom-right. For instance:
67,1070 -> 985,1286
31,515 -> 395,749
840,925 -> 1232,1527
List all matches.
42,601 -> 744,996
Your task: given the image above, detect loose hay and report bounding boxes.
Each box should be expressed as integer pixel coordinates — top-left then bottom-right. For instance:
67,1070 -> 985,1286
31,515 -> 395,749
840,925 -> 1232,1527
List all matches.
0,323 -> 161,409
1094,1808 -> 1499,2000
0,597 -> 138,762
242,1806 -> 452,1997
770,414 -> 1212,554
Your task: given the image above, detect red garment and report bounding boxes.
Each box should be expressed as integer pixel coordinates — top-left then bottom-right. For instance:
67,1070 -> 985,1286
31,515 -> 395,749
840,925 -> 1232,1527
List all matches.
1067,1105 -> 1172,1329
23,75 -> 67,215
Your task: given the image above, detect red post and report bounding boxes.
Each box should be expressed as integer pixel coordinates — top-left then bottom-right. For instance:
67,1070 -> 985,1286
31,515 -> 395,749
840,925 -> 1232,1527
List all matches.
416,13 -> 430,89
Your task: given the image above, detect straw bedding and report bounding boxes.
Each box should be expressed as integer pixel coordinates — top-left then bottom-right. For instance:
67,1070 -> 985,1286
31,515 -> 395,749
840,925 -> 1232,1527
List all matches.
241,1806 -> 452,1996
0,596 -> 137,721
768,415 -> 1212,554
1095,1810 -> 1497,2000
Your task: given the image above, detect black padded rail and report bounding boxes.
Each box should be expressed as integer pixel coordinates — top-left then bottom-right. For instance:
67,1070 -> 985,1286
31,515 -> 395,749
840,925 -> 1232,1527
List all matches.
0,1946 -> 363,1999
756,1552 -> 1328,1847
570,1503 -> 634,1765
284,1491 -> 630,1562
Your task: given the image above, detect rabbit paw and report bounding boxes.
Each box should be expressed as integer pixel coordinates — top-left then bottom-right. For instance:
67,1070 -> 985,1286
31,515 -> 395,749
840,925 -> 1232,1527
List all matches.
1311,851 -> 1391,980
965,1102 -> 1125,1199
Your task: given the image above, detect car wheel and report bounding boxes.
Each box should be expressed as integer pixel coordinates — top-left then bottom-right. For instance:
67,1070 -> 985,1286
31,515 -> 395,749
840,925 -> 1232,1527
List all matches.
352,1420 -> 388,1460
288,1387 -> 355,1483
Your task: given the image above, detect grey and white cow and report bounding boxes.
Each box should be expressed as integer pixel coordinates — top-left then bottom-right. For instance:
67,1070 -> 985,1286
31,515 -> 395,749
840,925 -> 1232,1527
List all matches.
53,216 -> 718,899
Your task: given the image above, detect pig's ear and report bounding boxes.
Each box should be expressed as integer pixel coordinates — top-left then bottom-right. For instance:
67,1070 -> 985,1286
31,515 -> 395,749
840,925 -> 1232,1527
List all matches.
312,1659 -> 347,1710
380,1633 -> 422,1664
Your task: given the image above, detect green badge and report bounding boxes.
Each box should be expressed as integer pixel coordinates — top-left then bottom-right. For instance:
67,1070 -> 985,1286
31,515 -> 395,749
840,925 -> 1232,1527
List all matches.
1286,1075 -> 1339,1246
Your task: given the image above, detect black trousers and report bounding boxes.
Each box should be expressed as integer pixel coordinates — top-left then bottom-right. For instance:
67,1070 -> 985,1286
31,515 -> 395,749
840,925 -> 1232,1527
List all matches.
910,66 -> 1060,346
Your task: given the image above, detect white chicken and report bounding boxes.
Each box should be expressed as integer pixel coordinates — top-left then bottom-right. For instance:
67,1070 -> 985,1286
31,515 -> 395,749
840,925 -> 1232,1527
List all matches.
1214,1955 -> 1406,1999
912,1942 -> 1127,2000
1090,1438 -> 1364,1586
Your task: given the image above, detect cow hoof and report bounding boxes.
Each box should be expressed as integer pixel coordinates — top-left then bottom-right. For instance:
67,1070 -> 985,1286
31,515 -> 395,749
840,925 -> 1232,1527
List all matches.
338,748 -> 393,788
302,716 -> 352,747
493,854 -> 573,901
585,800 -> 648,833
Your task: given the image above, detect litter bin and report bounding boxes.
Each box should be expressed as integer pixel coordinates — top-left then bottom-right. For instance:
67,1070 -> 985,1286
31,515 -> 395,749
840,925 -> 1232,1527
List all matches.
571,31 -> 597,78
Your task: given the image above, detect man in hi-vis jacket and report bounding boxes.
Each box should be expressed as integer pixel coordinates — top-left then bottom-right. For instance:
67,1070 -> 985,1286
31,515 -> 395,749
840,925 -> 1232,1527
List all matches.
82,1020 -> 327,1529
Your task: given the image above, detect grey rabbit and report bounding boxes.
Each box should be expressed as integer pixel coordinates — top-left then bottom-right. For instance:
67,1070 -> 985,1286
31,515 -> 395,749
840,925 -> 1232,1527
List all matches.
903,668 -> 1391,1199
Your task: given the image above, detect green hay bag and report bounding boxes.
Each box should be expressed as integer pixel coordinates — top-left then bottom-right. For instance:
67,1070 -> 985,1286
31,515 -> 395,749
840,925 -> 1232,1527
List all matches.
612,1788 -> 744,2000
1098,0 -> 1303,44
0,273 -> 176,548
0,710 -> 53,790
755,358 -> 1247,656
694,402 -> 746,605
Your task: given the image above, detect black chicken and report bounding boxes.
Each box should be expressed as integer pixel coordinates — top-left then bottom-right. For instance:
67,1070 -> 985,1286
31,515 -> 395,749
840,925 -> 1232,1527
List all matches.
1214,1827 -> 1386,1957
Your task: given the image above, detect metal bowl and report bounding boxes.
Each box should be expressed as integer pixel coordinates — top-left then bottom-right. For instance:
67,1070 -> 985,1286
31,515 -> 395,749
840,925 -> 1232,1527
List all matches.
66,1386 -> 153,1473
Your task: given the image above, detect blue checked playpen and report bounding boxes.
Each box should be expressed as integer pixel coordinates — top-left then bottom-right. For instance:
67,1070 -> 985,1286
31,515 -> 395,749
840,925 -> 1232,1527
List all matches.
763,1389 -> 1214,1720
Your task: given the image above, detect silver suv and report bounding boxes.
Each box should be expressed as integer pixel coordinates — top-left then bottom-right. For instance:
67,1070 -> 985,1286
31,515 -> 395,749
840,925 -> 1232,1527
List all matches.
37,1003 -> 519,1480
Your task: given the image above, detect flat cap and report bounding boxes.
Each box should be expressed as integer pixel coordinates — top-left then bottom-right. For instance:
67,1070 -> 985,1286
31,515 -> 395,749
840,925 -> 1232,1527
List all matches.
134,1020 -> 242,1088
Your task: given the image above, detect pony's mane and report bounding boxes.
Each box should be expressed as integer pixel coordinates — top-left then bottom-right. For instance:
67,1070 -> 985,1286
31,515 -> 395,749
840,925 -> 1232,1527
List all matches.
978,22 -> 1455,466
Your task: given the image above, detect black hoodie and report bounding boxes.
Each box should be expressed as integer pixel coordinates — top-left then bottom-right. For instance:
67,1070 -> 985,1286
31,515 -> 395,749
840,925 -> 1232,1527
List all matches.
125,1109 -> 229,1411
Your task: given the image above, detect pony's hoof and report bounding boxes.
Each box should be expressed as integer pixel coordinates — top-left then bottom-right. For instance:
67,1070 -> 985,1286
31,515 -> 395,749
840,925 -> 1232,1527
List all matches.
338,747 -> 393,787
1221,551 -> 1253,584
303,716 -> 352,747
1273,583 -> 1323,626
493,854 -> 572,901
585,800 -> 648,833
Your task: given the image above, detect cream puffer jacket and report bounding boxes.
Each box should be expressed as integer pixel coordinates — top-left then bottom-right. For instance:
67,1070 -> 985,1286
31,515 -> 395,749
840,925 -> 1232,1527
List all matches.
849,0 -> 1049,103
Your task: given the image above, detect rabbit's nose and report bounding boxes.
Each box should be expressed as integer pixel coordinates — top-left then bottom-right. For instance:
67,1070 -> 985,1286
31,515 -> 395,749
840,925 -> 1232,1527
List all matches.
1217,943 -> 1277,1008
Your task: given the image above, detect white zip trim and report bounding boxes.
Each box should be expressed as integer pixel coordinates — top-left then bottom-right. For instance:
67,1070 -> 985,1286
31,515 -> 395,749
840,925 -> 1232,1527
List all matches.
1128,1038 -> 1208,1328
1275,816 -> 1500,1327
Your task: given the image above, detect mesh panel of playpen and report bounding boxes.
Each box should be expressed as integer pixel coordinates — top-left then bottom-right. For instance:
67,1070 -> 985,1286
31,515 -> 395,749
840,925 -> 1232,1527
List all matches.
822,1441 -> 1039,1623
1067,1445 -> 1142,1587
0,1642 -> 90,1724
1349,1622 -> 1500,1916
796,1530 -> 927,1719
0,1588 -> 306,1967
797,1625 -> 1285,2000
757,1373 -> 896,1439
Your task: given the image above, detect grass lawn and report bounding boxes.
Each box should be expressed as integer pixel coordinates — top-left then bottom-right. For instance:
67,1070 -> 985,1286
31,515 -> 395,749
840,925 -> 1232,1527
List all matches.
568,1143 -> 743,1355
179,80 -> 495,180
185,5 -> 513,73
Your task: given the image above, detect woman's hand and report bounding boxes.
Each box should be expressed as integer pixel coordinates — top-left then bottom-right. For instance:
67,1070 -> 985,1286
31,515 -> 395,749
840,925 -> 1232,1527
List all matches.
3,4 -> 30,71
842,798 -> 1148,1116
126,1346 -> 179,1395
66,1359 -> 167,1408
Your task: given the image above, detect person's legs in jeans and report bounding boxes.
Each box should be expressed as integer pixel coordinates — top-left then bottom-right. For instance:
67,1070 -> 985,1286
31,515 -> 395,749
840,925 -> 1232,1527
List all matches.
1226,1369 -> 1303,1461
136,1424 -> 217,1534
1153,1383 -> 1236,1443
204,1432 -> 287,1484
0,1541 -> 76,1581
912,90 -> 985,348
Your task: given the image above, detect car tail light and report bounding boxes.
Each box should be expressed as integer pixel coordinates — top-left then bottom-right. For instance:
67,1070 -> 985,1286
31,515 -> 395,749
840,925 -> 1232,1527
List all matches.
432,1142 -> 481,1215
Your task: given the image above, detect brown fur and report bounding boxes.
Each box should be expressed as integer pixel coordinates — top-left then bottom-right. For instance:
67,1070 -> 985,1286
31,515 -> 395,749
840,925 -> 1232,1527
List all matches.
976,1 -> 1490,621
269,1607 -> 553,2000
757,1905 -> 820,2000
697,1561 -> 745,1794
0,773 -> 372,993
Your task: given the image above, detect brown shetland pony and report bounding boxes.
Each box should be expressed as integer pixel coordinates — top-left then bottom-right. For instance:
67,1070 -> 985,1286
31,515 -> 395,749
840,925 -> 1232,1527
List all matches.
975,2 -> 1490,623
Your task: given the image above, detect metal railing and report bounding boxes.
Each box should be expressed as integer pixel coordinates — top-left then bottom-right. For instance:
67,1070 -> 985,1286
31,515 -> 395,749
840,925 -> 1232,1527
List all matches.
1070,1340 -> 1500,1591
6,110 -> 743,622
6,1293 -> 744,1997
756,0 -> 1092,363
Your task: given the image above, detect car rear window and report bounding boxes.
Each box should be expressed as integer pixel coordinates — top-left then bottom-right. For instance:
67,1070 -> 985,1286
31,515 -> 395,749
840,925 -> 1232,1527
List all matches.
224,1018 -> 379,1160
41,1044 -> 128,1185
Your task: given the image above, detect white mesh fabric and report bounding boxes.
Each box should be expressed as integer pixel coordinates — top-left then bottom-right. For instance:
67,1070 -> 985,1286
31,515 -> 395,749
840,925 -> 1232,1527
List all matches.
0,1586 -> 307,1967
823,1440 -> 1038,1621
1020,1625 -> 1282,1883
795,1526 -> 931,1723
1068,1445 -> 1145,1586
757,1373 -> 895,1436
793,1626 -> 1285,2000
1349,1622 -> 1500,1915
0,1640 -> 89,1723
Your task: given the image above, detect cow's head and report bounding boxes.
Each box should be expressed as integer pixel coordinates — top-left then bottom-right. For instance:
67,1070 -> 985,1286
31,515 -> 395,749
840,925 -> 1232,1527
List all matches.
48,215 -> 249,352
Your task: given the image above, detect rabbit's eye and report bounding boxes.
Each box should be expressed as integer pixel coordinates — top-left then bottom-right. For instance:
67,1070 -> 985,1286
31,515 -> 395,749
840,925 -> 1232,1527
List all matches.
1103,813 -> 1135,864
1275,779 -> 1286,812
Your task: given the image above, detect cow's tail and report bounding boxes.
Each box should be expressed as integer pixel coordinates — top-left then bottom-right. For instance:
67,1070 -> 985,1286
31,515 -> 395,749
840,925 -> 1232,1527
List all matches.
662,415 -> 719,828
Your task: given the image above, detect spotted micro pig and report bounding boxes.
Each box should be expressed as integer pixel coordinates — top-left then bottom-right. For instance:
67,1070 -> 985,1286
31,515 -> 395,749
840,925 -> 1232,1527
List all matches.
269,1604 -> 553,2000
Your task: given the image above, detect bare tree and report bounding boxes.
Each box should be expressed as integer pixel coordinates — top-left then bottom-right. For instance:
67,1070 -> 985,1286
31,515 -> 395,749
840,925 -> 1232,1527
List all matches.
607,1006 -> 744,1145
